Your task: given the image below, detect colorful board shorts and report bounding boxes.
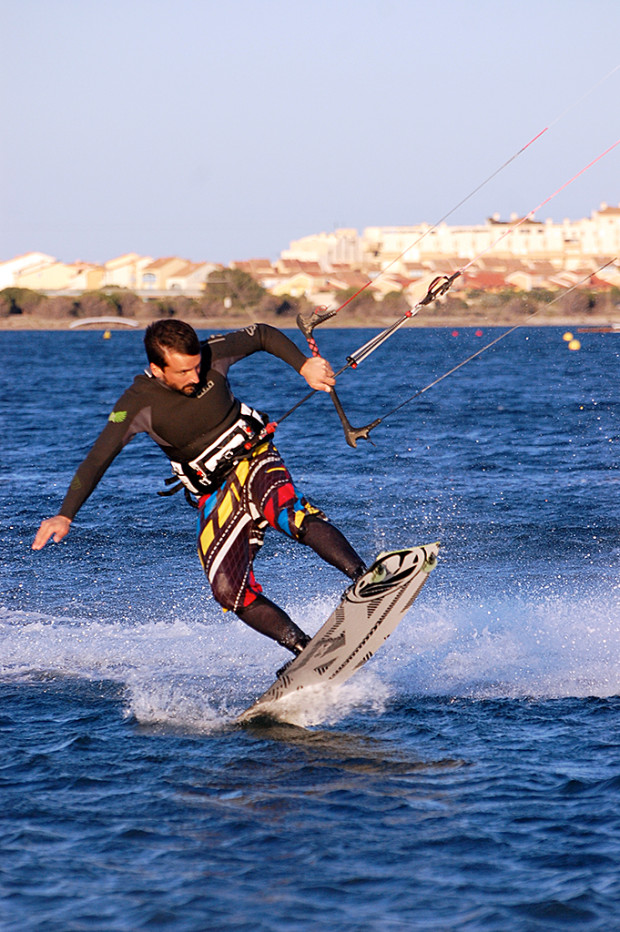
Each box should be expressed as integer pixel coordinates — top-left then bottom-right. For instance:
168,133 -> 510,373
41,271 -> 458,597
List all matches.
196,442 -> 326,612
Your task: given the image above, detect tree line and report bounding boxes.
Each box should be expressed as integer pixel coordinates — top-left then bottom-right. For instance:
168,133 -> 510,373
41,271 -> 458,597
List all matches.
0,270 -> 306,321
1,268 -> 618,323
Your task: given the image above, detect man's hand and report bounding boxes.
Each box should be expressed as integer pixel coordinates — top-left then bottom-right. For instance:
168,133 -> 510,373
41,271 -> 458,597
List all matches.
32,515 -> 72,551
300,356 -> 335,392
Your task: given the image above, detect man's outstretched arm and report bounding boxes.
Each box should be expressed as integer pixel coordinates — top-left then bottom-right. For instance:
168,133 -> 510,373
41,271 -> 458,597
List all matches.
32,384 -> 143,552
32,515 -> 72,550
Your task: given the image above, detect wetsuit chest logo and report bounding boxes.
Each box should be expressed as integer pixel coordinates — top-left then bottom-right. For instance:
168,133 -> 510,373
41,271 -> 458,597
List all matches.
195,379 -> 214,399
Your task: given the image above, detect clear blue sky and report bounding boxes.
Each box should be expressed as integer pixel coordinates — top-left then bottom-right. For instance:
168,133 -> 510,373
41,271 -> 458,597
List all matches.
2,0 -> 619,265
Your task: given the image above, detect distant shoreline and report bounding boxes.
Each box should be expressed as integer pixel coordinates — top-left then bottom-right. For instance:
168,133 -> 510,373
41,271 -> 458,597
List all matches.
1,309 -> 619,331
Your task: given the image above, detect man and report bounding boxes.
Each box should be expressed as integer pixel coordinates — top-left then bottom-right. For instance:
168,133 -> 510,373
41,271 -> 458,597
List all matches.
33,319 -> 366,662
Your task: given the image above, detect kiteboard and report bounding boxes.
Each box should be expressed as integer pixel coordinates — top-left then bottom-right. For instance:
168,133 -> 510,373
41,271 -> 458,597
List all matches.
237,542 -> 439,723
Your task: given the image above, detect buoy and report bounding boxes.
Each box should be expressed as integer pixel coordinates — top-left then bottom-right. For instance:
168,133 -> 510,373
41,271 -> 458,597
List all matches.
451,330 -> 459,337
103,330 -> 111,339
563,331 -> 573,342
475,329 -> 483,337
568,339 -> 581,351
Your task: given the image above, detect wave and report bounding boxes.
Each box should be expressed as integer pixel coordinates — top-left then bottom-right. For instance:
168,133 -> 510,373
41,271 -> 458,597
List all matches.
3,580 -> 619,729
377,585 -> 620,700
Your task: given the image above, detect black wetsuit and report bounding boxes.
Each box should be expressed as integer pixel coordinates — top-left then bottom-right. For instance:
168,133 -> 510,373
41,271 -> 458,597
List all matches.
59,323 -> 364,654
60,324 -> 307,519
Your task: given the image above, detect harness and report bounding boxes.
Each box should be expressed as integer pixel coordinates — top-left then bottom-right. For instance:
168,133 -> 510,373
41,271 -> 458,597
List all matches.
159,403 -> 269,505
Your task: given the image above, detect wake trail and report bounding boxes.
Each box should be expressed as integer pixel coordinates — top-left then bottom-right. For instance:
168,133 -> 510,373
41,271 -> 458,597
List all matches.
2,579 -> 619,732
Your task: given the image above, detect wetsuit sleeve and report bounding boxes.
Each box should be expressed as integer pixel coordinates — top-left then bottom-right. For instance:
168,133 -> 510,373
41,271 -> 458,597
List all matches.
58,390 -> 146,519
207,323 -> 307,374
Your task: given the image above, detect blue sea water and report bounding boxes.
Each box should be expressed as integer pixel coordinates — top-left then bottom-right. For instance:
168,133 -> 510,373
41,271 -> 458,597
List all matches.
1,324 -> 620,931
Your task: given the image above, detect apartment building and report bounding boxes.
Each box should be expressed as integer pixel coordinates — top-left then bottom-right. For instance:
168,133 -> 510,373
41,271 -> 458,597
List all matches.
284,203 -> 620,276
2,202 -> 618,300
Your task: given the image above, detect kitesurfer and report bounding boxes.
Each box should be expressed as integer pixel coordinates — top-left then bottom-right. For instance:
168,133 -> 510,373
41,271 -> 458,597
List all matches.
32,319 -> 366,659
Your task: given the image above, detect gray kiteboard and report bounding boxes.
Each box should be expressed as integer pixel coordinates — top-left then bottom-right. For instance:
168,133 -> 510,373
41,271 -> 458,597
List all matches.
237,542 -> 439,723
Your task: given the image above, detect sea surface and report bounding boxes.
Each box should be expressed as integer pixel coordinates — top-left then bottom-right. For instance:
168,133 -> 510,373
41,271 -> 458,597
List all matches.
1,324 -> 620,931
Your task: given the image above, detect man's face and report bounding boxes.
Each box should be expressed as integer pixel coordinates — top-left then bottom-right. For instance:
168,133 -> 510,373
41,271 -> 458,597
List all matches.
150,351 -> 202,395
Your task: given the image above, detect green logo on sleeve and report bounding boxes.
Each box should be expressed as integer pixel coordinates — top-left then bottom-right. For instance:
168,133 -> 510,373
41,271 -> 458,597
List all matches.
108,410 -> 127,423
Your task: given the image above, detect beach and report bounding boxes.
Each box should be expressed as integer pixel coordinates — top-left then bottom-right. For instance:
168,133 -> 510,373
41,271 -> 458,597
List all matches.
2,301 -> 620,331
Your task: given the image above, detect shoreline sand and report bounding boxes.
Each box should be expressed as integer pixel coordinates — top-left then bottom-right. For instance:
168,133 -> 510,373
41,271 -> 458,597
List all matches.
2,308 -> 620,332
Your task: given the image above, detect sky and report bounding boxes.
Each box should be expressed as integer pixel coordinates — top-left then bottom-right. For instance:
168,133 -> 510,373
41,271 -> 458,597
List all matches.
2,0 -> 619,266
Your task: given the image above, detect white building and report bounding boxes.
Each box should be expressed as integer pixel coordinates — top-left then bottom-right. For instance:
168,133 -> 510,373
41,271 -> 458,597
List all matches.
280,229 -> 364,269
281,203 -> 620,275
0,252 -> 56,289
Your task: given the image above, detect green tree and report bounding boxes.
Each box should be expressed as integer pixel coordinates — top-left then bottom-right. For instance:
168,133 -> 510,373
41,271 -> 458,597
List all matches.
381,290 -> 410,315
0,287 -> 45,316
204,268 -> 266,309
334,286 -> 376,315
72,290 -> 123,317
527,288 -> 556,304
257,293 -> 304,318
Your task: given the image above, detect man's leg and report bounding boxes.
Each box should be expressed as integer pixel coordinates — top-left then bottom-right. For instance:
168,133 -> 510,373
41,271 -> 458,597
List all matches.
197,460 -> 312,654
236,594 -> 311,655
249,444 -> 366,582
300,515 -> 366,581
198,443 -> 365,656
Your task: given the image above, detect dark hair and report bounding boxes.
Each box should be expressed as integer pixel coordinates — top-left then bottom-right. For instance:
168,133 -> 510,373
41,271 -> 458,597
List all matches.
144,319 -> 200,368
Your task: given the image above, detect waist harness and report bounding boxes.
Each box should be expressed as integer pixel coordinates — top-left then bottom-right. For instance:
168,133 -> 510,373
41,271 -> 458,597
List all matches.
159,403 -> 269,504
